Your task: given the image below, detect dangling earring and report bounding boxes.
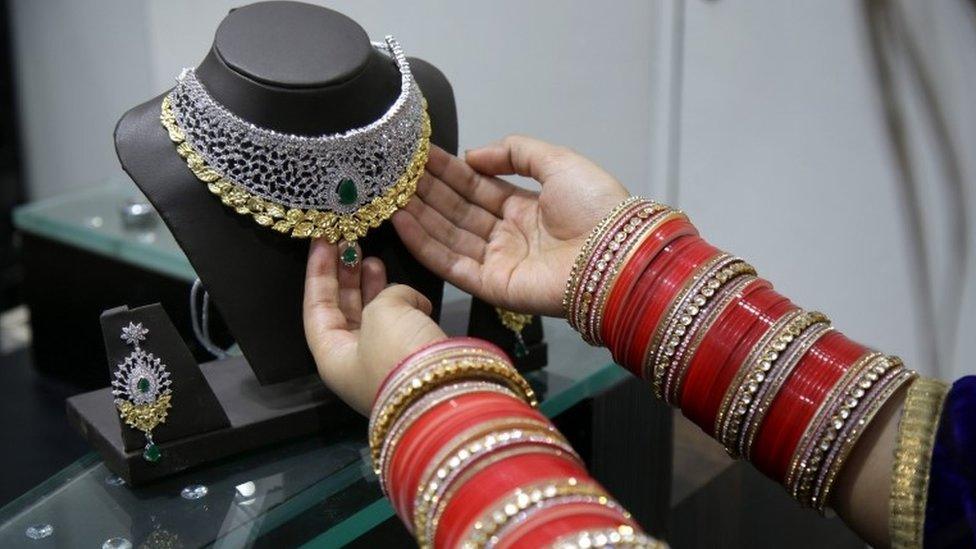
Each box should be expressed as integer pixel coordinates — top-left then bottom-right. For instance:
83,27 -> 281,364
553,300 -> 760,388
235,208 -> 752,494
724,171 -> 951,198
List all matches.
111,322 -> 173,462
495,308 -> 533,358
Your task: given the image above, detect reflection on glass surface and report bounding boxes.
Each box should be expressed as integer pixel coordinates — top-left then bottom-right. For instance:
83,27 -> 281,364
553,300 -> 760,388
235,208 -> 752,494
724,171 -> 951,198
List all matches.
180,484 -> 209,500
24,523 -> 53,540
13,182 -> 194,282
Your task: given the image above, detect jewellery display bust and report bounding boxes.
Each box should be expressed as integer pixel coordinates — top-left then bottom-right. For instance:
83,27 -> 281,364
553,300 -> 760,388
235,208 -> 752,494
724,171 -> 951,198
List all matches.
114,1 -> 457,384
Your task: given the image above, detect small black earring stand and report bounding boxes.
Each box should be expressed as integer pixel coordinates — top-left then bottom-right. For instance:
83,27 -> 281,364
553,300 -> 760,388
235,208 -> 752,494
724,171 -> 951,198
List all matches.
66,303 -> 351,485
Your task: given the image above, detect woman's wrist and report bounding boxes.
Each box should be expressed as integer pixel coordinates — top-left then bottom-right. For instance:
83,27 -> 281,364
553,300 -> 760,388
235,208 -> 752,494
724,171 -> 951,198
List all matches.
368,335 -> 664,547
369,337 -> 537,472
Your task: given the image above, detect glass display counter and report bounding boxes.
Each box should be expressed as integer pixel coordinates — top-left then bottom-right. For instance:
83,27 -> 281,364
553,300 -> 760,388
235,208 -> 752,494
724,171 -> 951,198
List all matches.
8,184 -> 863,547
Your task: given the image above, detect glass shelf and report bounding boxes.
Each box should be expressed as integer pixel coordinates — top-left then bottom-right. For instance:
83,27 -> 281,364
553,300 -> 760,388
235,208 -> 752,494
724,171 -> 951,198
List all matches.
13,182 -> 194,282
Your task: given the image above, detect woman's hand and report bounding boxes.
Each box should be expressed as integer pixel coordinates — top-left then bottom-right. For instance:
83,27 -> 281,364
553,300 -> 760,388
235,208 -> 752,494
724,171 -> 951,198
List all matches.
392,135 -> 630,317
303,240 -> 446,415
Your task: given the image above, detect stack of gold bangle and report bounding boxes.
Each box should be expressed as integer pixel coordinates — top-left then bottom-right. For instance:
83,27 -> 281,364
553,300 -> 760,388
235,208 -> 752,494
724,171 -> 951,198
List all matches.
562,196 -> 644,316
368,345 -> 537,475
889,377 -> 948,548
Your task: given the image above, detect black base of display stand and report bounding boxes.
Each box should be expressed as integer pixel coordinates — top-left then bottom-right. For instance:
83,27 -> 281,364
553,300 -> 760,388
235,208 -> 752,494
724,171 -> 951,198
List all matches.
68,296 -> 546,487
66,355 -> 352,486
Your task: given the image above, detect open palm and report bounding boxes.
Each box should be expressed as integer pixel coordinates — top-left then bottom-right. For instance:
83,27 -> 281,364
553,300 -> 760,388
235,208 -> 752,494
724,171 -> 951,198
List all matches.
392,135 -> 629,317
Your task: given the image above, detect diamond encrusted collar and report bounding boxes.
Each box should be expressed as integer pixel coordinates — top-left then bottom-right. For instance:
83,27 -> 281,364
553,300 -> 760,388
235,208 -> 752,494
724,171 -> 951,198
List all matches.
160,35 -> 430,251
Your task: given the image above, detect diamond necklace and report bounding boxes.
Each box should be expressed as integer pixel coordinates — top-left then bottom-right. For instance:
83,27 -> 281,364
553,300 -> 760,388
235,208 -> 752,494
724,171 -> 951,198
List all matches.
160,36 -> 430,264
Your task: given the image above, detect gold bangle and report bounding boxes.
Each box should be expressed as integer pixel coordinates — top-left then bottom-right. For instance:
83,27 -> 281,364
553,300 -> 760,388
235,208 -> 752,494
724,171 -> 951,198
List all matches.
566,199 -> 669,340
649,256 -> 756,403
890,376 -> 948,548
372,346 -> 495,413
716,310 -> 830,457
486,492 -> 633,548
413,427 -> 583,545
814,364 -> 917,511
711,299 -> 800,444
369,350 -> 537,472
664,266 -> 755,406
562,197 -> 644,316
378,381 -> 521,494
370,346 -> 536,445
370,359 -> 537,473
583,208 -> 682,345
578,208 -> 685,345
785,351 -> 882,493
792,353 -> 897,506
739,317 -> 832,459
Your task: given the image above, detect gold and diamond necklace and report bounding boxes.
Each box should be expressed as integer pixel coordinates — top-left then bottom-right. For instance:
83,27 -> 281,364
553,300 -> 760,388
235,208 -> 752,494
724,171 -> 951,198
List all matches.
160,36 -> 430,267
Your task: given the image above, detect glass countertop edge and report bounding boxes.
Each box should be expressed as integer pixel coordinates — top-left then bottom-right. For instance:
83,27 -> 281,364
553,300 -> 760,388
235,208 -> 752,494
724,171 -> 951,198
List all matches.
212,460 -> 365,548
299,498 -> 394,549
116,244 -> 196,282
13,206 -> 121,259
0,452 -> 101,526
299,361 -> 629,547
12,188 -> 197,283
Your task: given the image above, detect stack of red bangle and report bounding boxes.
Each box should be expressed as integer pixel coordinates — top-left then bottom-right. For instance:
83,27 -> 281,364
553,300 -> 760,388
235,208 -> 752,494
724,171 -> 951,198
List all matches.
369,337 -> 666,548
564,196 -> 917,512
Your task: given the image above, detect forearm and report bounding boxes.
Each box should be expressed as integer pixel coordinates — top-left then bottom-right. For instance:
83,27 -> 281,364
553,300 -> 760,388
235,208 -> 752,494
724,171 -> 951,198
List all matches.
563,196 -> 920,547
369,337 -> 664,548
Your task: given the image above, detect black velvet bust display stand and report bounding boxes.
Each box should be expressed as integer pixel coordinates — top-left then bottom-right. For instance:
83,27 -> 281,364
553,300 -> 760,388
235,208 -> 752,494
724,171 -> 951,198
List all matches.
67,2 -> 544,484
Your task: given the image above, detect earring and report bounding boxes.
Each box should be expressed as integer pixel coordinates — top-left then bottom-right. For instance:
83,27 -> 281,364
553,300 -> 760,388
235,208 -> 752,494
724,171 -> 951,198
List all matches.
495,308 -> 533,358
111,322 -> 173,462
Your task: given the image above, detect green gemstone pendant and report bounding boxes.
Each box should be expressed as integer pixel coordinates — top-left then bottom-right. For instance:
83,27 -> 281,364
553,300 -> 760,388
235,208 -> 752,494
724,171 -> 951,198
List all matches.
143,442 -> 162,463
337,178 -> 358,205
340,243 -> 360,268
137,377 -> 150,394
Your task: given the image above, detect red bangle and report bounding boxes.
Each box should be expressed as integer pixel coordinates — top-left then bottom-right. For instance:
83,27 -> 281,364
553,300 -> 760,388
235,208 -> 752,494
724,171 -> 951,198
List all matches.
752,331 -> 866,481
391,395 -> 542,522
637,240 -> 722,381
601,218 -> 698,347
680,284 -> 790,432
611,235 -> 701,372
391,395 -> 537,522
688,279 -> 795,426
388,392 -> 542,521
623,238 -> 718,375
435,453 -> 588,548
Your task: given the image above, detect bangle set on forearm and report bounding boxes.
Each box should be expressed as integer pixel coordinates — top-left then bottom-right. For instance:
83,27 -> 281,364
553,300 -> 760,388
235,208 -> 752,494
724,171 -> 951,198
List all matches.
368,337 -> 665,548
366,195 -> 935,546
564,196 -> 918,512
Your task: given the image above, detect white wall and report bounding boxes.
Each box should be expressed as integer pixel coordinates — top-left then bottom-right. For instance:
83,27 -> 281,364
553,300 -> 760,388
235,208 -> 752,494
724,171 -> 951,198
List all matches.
9,0 -> 154,199
11,0 -> 662,200
676,0 -> 975,379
